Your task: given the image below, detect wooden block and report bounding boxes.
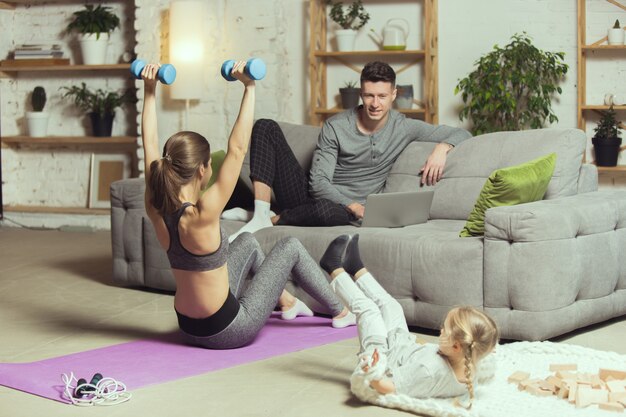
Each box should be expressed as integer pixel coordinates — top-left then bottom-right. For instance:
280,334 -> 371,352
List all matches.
518,378 -> 541,390
599,402 -> 625,412
525,384 -> 553,397
592,374 -> 607,389
610,392 -> 626,403
508,371 -> 531,384
559,379 -> 576,399
600,369 -> 626,381
578,373 -> 594,385
576,386 -> 609,408
608,380 -> 626,393
550,363 -> 578,372
569,382 -> 579,403
556,370 -> 577,380
540,379 -> 558,393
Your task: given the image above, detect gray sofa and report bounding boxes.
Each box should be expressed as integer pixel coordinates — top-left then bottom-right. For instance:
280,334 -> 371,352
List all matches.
110,122 -> 626,341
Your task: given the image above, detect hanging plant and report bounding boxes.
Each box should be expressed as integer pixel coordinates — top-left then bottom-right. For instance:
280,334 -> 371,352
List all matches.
454,33 -> 569,136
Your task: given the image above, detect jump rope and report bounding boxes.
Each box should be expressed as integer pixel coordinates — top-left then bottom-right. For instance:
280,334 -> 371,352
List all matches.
61,372 -> 132,406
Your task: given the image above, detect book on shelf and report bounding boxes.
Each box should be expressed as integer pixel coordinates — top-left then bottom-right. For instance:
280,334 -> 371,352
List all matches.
12,43 -> 64,60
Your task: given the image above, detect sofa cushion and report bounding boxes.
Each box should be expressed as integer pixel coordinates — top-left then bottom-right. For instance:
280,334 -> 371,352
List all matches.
385,128 -> 586,221
460,153 -> 556,237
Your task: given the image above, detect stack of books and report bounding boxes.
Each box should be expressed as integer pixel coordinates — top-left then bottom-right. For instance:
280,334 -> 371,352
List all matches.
0,44 -> 70,67
13,44 -> 64,60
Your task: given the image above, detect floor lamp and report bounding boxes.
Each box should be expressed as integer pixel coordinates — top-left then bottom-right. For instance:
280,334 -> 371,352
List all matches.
169,0 -> 206,130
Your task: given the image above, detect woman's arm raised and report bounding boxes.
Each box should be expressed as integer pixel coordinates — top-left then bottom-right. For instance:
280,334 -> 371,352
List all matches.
200,61 -> 255,215
140,64 -> 161,212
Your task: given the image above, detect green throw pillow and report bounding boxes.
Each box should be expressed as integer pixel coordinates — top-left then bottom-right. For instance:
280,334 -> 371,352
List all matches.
207,150 -> 226,188
459,153 -> 557,237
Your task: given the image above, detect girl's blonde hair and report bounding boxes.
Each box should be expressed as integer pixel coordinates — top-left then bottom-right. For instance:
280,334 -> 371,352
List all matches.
445,306 -> 499,410
148,131 -> 210,217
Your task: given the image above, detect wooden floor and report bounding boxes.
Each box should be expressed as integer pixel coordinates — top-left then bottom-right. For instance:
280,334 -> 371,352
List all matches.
0,227 -> 625,416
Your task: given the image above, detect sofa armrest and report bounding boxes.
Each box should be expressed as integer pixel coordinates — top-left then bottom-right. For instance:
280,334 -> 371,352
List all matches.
110,178 -> 175,291
578,163 -> 598,194
484,190 -> 625,242
482,190 -> 626,337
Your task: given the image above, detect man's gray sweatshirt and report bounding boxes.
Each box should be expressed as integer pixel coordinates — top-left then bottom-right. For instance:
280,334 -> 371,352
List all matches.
309,107 -> 472,206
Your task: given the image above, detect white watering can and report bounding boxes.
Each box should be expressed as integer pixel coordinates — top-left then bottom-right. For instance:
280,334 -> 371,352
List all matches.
370,18 -> 410,50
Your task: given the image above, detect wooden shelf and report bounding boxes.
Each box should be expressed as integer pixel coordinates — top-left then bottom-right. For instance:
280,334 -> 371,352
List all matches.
314,50 -> 425,58
0,63 -> 131,77
3,205 -> 110,215
2,136 -> 137,147
581,105 -> 626,111
597,166 -> 626,173
582,45 -> 626,51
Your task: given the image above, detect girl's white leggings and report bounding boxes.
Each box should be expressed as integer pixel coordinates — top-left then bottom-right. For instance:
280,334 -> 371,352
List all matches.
330,271 -> 409,355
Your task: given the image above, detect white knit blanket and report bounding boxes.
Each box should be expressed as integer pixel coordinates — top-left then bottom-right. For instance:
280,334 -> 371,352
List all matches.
350,341 -> 626,417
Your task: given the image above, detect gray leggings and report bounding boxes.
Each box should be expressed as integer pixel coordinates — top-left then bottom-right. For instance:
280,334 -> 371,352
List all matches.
181,232 -> 345,349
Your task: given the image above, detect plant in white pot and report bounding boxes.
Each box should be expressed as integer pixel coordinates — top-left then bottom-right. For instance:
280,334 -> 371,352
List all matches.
26,86 -> 49,137
608,19 -> 624,45
61,83 -> 135,137
327,0 -> 370,51
66,4 -> 120,65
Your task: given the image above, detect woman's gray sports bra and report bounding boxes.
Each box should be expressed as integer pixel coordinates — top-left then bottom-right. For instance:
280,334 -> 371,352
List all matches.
163,202 -> 228,271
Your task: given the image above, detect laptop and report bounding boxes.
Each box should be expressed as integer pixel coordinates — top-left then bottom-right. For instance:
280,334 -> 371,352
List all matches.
357,190 -> 435,228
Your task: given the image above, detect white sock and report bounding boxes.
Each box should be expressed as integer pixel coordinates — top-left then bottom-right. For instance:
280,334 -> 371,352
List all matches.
332,310 -> 356,329
281,298 -> 314,320
221,207 -> 253,221
228,200 -> 273,243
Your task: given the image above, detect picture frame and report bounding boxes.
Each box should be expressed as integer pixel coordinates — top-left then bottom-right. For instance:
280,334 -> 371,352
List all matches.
89,153 -> 131,209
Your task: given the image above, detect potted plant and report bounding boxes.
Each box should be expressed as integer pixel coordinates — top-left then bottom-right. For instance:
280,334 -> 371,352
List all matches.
26,86 -> 48,137
608,19 -> 624,45
66,4 -> 120,65
339,80 -> 360,109
592,105 -> 623,167
326,0 -> 370,51
61,82 -> 135,137
455,33 -> 568,135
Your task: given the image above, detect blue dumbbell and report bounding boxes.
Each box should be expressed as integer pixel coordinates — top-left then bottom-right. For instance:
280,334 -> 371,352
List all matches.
221,58 -> 266,81
130,60 -> 177,85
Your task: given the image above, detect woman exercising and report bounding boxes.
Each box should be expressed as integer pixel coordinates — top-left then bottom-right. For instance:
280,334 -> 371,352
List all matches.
140,62 -> 354,349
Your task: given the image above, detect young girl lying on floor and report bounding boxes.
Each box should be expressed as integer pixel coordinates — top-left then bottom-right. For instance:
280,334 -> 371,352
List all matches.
319,234 -> 499,409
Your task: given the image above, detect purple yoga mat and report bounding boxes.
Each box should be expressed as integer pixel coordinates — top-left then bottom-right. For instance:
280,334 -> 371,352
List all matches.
0,313 -> 356,403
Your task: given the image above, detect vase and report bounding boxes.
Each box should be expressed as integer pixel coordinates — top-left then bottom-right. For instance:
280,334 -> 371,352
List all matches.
26,111 -> 49,137
608,27 -> 624,45
593,136 -> 622,167
339,87 -> 361,109
335,29 -> 357,51
89,112 -> 114,137
78,33 -> 110,65
395,85 -> 414,109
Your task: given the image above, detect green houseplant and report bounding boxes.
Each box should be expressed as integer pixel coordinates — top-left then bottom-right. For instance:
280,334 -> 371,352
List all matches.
61,82 -> 134,137
326,0 -> 370,51
339,80 -> 360,109
66,5 -> 120,65
455,33 -> 568,136
592,105 -> 623,167
26,86 -> 49,137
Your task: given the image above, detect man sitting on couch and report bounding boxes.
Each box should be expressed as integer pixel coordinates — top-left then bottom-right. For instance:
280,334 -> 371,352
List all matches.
229,61 -> 471,241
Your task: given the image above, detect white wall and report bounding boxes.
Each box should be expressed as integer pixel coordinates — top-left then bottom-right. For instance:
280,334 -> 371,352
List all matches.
2,0 -> 625,229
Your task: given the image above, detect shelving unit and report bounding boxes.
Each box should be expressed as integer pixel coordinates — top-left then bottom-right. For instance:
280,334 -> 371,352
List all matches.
308,0 -> 437,126
0,1 -> 136,219
577,0 -> 626,174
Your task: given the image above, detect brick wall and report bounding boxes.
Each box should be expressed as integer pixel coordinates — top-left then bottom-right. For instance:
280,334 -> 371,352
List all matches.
1,0 -> 624,229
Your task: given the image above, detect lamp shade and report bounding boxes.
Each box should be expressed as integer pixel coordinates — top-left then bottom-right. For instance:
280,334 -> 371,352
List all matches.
169,0 -> 207,100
